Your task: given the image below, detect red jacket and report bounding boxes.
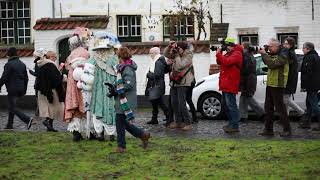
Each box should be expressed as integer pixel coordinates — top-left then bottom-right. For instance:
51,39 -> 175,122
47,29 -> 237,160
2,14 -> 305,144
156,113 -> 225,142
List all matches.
216,45 -> 243,94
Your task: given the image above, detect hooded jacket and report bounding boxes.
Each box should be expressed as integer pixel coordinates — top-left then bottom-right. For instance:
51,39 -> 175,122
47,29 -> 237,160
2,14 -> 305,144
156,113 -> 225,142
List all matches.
301,50 -> 320,91
216,44 -> 243,94
115,60 -> 138,114
284,48 -> 299,94
0,56 -> 28,96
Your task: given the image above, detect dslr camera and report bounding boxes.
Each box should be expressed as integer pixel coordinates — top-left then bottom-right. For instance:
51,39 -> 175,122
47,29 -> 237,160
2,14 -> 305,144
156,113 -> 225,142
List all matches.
210,38 -> 228,52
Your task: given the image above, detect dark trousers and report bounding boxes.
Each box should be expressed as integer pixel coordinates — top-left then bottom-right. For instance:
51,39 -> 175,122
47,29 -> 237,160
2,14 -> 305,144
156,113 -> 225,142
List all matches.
7,96 -> 31,126
264,86 -> 290,132
116,114 -> 144,149
305,90 -> 320,122
166,92 -> 174,124
170,87 -> 191,125
151,95 -> 169,120
186,83 -> 196,117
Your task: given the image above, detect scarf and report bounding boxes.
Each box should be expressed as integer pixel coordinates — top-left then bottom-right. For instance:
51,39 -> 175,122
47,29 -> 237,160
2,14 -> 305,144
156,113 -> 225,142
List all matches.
143,54 -> 161,87
116,59 -> 134,121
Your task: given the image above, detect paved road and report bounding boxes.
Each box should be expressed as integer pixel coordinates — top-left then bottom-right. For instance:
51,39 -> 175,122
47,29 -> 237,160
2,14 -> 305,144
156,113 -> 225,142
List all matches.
1,110 -> 319,139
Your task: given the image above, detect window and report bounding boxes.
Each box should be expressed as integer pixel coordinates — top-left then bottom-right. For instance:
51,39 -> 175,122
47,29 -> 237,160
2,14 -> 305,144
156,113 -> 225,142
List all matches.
163,15 -> 194,41
277,33 -> 298,47
0,0 -> 30,45
239,34 -> 259,46
117,15 -> 141,42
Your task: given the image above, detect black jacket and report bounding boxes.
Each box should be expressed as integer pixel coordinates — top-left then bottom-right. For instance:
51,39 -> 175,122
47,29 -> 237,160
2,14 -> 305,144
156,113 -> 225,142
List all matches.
0,56 -> 28,96
239,51 -> 257,96
145,56 -> 169,96
301,50 -> 320,91
284,48 -> 299,94
36,61 -> 65,103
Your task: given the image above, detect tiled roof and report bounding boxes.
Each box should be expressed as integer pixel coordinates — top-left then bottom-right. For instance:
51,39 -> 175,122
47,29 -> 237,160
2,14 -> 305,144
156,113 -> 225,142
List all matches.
0,47 -> 34,59
123,41 -> 210,55
33,16 -> 109,30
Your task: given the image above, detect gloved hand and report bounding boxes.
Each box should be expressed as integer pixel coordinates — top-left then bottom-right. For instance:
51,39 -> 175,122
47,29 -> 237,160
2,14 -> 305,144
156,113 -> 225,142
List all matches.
105,82 -> 117,98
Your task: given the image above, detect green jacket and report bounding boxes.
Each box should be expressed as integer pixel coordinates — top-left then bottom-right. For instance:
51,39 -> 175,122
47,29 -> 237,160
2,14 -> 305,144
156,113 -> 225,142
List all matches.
262,53 -> 289,88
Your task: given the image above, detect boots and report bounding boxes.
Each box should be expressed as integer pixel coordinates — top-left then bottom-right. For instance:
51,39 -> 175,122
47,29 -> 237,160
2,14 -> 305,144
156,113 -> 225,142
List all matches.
141,132 -> 151,149
298,116 -> 311,129
43,118 -> 58,132
72,131 -> 83,142
5,113 -> 14,129
312,115 -> 320,131
147,116 -> 158,125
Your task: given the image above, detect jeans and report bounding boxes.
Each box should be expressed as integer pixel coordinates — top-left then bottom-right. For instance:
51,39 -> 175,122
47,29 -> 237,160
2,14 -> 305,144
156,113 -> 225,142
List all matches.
151,95 -> 169,120
283,94 -> 305,116
7,96 -> 31,126
239,94 -> 265,119
170,87 -> 191,125
305,90 -> 320,122
222,92 -> 240,129
264,86 -> 290,132
116,114 -> 144,149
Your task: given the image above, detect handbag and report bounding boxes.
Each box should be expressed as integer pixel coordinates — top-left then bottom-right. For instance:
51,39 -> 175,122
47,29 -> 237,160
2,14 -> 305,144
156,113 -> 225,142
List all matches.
169,64 -> 193,84
148,85 -> 161,101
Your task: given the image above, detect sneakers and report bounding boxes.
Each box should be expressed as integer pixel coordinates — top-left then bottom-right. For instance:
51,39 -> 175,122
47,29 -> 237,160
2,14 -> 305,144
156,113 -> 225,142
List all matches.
181,125 -> 192,131
223,125 -> 240,133
27,117 -> 34,130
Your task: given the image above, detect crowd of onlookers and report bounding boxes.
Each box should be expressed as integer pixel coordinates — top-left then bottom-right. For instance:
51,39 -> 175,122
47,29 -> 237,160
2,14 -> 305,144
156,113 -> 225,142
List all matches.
0,32 -> 319,152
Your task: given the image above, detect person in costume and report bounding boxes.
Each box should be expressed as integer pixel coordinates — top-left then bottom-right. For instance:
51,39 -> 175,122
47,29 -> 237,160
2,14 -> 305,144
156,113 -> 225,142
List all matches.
64,27 -> 90,141
89,31 -> 120,140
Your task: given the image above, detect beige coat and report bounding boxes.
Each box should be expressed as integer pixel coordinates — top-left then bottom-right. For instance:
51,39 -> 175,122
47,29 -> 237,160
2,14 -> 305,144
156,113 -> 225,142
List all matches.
164,47 -> 194,87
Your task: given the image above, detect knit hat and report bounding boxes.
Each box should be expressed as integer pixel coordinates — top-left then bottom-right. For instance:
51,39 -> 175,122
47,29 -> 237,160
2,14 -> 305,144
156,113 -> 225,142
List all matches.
92,31 -> 121,50
33,48 -> 48,58
224,37 -> 236,46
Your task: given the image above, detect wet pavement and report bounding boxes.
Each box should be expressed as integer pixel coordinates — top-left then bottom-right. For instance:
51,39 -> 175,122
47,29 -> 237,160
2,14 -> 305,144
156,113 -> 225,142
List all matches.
1,109 -> 320,140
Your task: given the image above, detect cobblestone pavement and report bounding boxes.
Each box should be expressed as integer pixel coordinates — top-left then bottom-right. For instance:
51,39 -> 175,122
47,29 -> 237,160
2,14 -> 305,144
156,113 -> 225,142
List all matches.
1,109 -> 320,140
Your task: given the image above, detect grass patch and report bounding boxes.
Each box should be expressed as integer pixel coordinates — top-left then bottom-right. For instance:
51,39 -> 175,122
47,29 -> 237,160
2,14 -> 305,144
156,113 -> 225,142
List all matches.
0,132 -> 320,179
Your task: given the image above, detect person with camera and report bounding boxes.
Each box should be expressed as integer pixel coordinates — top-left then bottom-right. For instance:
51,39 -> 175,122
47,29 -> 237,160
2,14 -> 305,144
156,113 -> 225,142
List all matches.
258,38 -> 291,137
239,42 -> 265,122
298,42 -> 320,131
145,47 -> 169,125
164,41 -> 194,131
216,37 -> 243,133
282,37 -> 305,119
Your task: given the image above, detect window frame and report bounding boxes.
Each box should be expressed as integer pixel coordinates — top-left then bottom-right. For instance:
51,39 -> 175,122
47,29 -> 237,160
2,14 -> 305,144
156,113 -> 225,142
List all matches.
239,34 -> 259,46
0,0 -> 31,45
117,15 -> 141,42
277,33 -> 298,48
163,15 -> 195,41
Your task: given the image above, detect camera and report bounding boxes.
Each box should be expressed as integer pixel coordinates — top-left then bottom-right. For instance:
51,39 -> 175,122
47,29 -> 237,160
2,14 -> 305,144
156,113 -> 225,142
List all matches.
210,38 -> 228,51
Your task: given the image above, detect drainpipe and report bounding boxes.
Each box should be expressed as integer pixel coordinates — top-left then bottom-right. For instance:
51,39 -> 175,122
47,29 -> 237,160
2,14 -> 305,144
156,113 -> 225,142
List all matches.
52,0 -> 55,18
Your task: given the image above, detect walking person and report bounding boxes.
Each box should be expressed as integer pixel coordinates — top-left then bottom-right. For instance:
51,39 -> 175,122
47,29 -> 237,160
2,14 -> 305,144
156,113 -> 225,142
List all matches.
0,47 -> 34,129
107,47 -> 150,153
298,42 -> 320,131
145,47 -> 169,125
164,41 -> 194,131
36,51 -> 64,132
282,37 -> 305,118
239,42 -> 265,122
258,38 -> 291,137
216,37 -> 243,133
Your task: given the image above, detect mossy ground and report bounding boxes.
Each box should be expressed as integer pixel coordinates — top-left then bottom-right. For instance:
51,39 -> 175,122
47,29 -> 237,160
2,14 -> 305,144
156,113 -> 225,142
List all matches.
0,132 -> 319,179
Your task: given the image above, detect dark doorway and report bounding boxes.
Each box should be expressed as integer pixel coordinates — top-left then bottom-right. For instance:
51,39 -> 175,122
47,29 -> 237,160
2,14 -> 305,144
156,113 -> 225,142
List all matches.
58,38 -> 70,64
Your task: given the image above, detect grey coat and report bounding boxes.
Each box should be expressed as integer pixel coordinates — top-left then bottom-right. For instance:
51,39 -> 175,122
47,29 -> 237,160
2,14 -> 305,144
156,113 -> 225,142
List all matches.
163,46 -> 194,87
115,61 -> 138,114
